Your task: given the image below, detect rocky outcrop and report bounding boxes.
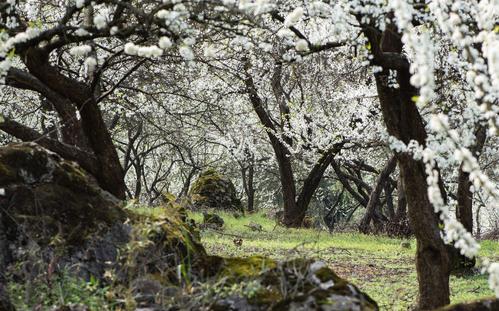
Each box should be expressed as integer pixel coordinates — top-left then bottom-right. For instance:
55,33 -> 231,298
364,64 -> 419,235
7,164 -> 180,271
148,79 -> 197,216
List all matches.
189,169 -> 242,212
0,143 -> 129,309
0,143 -> 125,244
0,143 -> 378,310
0,143 -> 127,272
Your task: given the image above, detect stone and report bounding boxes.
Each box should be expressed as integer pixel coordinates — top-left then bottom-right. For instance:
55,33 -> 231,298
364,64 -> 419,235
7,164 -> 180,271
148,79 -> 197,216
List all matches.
189,169 -> 242,212
438,298 -> 499,311
245,221 -> 263,232
202,212 -> 225,228
0,143 -> 125,249
207,257 -> 378,310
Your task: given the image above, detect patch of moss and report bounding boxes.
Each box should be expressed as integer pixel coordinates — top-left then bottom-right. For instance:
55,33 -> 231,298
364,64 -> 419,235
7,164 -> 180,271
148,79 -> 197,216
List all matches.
119,204 -> 207,286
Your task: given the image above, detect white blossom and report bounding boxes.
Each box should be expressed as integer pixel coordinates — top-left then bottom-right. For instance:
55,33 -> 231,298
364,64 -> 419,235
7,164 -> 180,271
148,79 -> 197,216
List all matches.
159,37 -> 173,49
69,45 -> 92,57
75,0 -> 85,9
295,39 -> 309,52
284,7 -> 304,27
179,45 -> 194,60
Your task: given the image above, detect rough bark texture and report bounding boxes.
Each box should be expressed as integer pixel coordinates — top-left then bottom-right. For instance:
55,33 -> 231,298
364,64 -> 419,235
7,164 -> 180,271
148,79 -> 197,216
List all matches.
241,163 -> 255,212
2,46 -> 127,199
362,23 -> 451,309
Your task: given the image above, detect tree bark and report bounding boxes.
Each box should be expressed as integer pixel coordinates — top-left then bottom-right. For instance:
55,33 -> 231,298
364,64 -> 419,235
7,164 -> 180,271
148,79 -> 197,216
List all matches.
359,155 -> 397,233
384,179 -> 395,220
394,175 -> 408,223
292,151 -> 336,225
331,160 -> 369,207
244,62 -> 340,227
456,125 -> 487,233
362,23 -> 451,309
18,47 -> 126,199
6,68 -> 89,149
241,162 -> 255,212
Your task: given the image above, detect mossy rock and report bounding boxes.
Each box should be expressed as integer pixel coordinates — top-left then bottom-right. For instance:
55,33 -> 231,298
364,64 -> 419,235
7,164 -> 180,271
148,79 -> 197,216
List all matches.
0,143 -> 125,249
119,205 -> 208,285
438,298 -> 499,310
189,169 -> 242,212
205,257 -> 378,310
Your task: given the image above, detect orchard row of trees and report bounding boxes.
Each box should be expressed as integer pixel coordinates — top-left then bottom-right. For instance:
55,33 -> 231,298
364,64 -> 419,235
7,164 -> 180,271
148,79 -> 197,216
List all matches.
1,0 -> 498,309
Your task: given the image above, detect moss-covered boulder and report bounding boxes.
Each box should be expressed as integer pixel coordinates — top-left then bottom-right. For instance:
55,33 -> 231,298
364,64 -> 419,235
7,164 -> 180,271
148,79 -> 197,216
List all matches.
189,169 -> 242,212
202,257 -> 378,310
118,205 -> 208,286
438,298 -> 499,310
0,143 -> 125,248
0,143 -> 131,309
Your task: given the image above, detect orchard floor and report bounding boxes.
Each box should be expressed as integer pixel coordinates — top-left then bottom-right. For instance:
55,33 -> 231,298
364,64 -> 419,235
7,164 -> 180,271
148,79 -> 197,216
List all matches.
190,211 -> 499,311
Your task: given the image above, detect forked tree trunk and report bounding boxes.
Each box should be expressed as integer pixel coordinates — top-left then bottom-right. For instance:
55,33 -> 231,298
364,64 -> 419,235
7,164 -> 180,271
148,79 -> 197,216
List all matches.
244,62 -> 339,227
21,48 -> 126,199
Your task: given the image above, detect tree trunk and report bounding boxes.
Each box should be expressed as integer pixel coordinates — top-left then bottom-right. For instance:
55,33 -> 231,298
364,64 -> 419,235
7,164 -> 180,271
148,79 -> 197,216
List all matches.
295,151 -> 336,220
0,207 -> 14,311
394,176 -> 407,222
241,163 -> 256,212
276,148 -> 300,227
359,156 -> 397,233
453,125 -> 486,271
243,64 -> 299,226
247,163 -> 255,212
331,160 -> 369,207
244,61 -> 341,227
456,125 -> 487,233
21,48 -> 126,199
362,22 -> 451,309
384,180 -> 395,220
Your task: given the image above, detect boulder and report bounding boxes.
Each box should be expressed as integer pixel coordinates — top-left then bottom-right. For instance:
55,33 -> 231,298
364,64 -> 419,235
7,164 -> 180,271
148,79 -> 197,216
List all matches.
202,212 -> 225,229
0,143 -> 125,247
438,298 -> 499,311
189,169 -> 242,212
193,256 -> 378,310
0,143 -> 130,309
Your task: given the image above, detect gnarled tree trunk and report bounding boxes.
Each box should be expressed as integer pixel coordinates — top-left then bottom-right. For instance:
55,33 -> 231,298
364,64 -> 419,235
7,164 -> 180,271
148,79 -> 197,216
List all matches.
2,46 -> 126,199
362,23 -> 451,309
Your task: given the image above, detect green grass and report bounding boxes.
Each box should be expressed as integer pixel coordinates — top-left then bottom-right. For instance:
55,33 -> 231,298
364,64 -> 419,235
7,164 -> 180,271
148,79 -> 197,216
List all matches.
189,210 -> 499,310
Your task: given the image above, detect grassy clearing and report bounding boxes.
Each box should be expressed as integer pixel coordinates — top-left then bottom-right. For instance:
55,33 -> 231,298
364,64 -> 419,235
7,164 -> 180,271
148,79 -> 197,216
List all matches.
189,210 -> 499,310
